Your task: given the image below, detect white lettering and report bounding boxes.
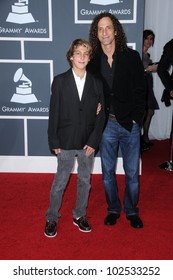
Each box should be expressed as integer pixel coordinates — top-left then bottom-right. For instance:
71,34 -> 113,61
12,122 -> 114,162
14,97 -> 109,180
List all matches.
109,9 -> 131,15
80,9 -> 106,16
2,106 -> 26,112
2,106 -> 49,113
79,9 -> 131,16
0,27 -> 22,34
28,107 -> 49,112
25,28 -> 47,34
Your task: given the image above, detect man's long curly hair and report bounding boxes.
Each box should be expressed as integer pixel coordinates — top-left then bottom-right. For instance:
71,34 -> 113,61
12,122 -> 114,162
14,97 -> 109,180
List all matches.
89,12 -> 127,55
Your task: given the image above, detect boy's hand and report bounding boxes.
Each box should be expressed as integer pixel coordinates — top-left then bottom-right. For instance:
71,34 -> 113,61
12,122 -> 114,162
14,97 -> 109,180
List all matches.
52,148 -> 61,155
83,145 -> 95,157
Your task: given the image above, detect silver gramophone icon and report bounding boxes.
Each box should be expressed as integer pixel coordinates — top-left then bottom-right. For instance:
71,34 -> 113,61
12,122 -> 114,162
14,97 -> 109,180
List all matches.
10,68 -> 38,104
6,0 -> 35,24
90,0 -> 121,4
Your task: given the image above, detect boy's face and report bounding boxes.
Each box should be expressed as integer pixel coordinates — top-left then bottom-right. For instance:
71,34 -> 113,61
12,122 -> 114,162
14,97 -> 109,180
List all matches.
70,45 -> 90,70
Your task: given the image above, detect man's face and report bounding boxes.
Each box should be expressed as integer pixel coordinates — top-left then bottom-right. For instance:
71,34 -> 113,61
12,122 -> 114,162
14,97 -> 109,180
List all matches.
97,17 -> 116,47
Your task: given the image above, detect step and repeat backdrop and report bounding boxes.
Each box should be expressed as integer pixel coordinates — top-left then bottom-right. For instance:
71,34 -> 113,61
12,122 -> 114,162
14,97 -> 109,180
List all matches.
0,0 -> 145,173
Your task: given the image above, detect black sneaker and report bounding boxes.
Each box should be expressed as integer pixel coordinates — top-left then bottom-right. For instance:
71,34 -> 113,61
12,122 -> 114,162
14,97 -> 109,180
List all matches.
73,216 -> 91,232
44,220 -> 57,237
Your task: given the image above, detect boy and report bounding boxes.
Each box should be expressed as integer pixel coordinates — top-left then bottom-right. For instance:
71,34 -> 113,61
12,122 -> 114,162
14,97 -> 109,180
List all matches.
44,39 -> 105,237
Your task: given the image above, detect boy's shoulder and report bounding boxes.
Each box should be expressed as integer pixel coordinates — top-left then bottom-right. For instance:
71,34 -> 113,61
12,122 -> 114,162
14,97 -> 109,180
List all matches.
54,69 -> 72,80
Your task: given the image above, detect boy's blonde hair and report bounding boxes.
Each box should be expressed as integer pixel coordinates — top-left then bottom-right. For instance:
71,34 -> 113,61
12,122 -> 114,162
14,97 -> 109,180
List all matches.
66,38 -> 92,66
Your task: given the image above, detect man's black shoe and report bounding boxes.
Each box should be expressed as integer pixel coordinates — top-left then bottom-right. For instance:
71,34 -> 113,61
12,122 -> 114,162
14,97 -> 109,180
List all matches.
104,213 -> 120,225
73,217 -> 91,232
126,215 -> 143,228
44,220 -> 57,237
141,142 -> 150,152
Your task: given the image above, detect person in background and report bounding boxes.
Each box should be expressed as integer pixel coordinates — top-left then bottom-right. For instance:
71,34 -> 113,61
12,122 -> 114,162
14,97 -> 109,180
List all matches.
87,12 -> 146,229
157,39 -> 173,101
141,30 -> 159,152
44,39 -> 105,237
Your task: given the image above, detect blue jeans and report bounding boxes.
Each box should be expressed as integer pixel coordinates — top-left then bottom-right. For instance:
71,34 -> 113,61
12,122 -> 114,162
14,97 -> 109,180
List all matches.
99,119 -> 141,216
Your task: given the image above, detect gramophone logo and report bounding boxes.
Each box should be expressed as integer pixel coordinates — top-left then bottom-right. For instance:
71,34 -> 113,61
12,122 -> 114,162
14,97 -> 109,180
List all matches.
10,68 -> 38,104
90,0 -> 121,4
6,0 -> 35,24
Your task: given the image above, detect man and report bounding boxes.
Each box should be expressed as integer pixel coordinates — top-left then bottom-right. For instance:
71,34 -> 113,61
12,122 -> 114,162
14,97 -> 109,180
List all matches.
157,39 -> 173,101
44,39 -> 105,237
87,12 -> 146,228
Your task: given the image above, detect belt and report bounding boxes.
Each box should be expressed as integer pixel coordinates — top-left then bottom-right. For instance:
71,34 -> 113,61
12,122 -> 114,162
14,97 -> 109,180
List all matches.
109,114 -> 117,121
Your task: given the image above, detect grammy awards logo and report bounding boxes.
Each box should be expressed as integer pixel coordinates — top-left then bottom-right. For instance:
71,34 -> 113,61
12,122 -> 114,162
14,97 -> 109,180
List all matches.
10,68 -> 38,104
6,0 -> 35,24
90,0 -> 121,4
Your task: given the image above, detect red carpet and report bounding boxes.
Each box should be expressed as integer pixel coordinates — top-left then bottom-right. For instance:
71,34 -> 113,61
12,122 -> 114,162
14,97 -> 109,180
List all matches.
0,140 -> 173,260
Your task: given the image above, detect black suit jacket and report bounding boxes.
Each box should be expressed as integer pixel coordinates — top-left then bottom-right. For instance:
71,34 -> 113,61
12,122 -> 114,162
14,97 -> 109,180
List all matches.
48,69 -> 105,151
87,47 -> 146,131
157,39 -> 173,93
